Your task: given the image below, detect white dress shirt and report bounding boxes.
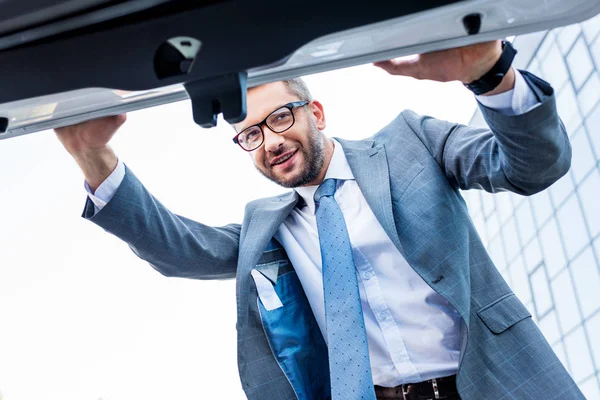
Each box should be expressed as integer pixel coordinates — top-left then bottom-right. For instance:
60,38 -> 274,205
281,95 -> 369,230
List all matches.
277,144 -> 462,385
85,70 -> 540,386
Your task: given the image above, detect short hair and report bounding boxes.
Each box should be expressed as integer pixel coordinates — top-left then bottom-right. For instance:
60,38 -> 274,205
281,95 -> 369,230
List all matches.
281,77 -> 313,102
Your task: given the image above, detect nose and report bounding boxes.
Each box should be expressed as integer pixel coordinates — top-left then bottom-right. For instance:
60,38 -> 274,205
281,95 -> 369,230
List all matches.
262,126 -> 285,153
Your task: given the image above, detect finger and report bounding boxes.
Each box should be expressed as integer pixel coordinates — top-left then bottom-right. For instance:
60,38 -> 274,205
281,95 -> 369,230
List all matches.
373,57 -> 421,78
113,113 -> 127,128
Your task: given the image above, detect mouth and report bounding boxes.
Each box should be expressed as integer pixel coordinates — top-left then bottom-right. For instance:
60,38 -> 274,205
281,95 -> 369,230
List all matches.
270,149 -> 298,169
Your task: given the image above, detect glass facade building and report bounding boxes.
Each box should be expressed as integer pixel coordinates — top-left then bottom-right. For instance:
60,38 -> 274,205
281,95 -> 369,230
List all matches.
465,14 -> 600,399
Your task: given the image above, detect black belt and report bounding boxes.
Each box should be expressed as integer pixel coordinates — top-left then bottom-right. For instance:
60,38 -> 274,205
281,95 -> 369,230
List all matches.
374,375 -> 459,400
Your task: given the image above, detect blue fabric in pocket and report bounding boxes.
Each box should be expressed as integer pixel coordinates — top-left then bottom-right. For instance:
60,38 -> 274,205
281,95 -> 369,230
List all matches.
256,270 -> 331,400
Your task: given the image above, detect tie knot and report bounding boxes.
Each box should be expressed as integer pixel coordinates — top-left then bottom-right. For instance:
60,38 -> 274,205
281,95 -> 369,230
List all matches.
314,179 -> 337,202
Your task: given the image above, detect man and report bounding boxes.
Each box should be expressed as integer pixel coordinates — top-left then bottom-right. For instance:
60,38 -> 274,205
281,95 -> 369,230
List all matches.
55,40 -> 582,399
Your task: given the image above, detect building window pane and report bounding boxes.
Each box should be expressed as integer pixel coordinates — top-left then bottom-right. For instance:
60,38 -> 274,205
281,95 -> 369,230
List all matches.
569,127 -> 597,184
552,269 -> 583,332
502,219 -> 521,262
472,213 -> 486,243
538,311 -> 562,344
556,196 -> 589,260
578,72 -> 600,117
524,239 -> 543,273
552,342 -> 571,373
578,170 -> 600,237
579,377 -> 600,400
541,44 -> 570,89
509,256 -> 532,304
486,212 -> 501,241
527,57 -> 542,79
549,170 -> 575,208
463,190 -> 481,217
530,191 -> 554,228
500,268 -> 512,286
582,14 -> 600,43
516,200 -> 537,245
494,192 -> 513,224
585,311 -> 600,370
565,110 -> 583,136
537,32 -> 556,60
488,235 -> 507,272
539,219 -> 567,277
564,328 -> 595,383
591,37 -> 600,75
566,37 -> 594,90
558,24 -> 582,54
482,192 -> 495,217
584,103 -> 600,159
556,81 -> 579,125
570,246 -> 600,318
531,265 -> 553,316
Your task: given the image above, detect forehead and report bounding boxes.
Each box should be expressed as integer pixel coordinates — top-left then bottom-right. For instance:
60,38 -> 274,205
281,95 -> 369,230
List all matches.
236,82 -> 299,129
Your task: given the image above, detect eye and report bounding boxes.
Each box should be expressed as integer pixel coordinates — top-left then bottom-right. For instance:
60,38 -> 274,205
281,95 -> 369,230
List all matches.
268,109 -> 293,127
240,127 -> 261,144
276,111 -> 292,121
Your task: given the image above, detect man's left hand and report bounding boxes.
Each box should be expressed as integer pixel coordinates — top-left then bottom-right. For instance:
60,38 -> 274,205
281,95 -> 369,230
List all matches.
374,40 -> 505,85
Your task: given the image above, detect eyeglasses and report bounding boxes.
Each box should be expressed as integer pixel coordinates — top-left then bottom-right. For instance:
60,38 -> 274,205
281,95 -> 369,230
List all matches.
232,100 -> 309,151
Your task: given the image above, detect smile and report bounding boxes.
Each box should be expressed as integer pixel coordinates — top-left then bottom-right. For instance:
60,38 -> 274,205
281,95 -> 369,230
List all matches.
271,149 -> 297,167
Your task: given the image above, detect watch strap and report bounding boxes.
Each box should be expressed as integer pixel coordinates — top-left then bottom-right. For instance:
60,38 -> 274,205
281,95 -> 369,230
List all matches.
464,40 -> 517,95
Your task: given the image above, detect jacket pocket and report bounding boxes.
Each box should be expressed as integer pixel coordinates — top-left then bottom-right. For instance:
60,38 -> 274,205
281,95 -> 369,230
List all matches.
477,293 -> 531,334
254,270 -> 331,400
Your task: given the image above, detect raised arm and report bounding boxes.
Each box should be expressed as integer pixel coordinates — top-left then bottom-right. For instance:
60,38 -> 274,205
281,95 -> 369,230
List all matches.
401,73 -> 571,195
55,115 -> 240,279
375,40 -> 571,195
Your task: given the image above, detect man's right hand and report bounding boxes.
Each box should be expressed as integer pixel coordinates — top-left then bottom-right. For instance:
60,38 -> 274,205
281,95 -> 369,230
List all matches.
55,114 -> 126,193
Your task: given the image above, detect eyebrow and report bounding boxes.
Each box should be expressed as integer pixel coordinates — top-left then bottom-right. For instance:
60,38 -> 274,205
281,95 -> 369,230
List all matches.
237,104 -> 283,132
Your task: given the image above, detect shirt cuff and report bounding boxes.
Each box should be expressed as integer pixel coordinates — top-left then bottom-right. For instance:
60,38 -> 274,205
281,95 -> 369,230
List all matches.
475,69 -> 541,116
84,159 -> 126,214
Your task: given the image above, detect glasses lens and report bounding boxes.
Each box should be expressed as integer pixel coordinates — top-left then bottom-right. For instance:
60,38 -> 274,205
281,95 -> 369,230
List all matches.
266,107 -> 294,133
237,126 -> 263,150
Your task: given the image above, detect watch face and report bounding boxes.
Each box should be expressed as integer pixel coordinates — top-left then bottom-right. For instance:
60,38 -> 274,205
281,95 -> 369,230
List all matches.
0,0 -> 599,139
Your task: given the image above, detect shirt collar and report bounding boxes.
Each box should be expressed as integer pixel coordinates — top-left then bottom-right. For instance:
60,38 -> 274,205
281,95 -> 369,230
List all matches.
294,139 -> 355,214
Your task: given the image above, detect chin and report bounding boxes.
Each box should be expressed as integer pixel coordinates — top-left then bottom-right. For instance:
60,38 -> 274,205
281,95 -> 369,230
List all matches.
276,172 -> 300,187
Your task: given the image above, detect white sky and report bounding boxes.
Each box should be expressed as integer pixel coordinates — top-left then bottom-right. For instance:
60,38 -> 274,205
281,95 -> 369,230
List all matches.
0,64 -> 477,400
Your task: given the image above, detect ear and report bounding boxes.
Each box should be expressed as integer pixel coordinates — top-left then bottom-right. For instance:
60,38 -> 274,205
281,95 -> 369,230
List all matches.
308,100 -> 326,130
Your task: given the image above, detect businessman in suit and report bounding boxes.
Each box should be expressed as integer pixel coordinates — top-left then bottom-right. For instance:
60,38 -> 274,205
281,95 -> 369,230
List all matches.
55,40 -> 583,399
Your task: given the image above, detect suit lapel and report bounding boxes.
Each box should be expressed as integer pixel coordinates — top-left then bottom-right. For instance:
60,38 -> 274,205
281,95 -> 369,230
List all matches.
337,138 -> 404,255
239,136 -> 404,270
238,191 -> 300,277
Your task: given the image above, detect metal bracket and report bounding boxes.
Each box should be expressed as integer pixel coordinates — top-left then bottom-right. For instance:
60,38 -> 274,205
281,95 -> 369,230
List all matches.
183,72 -> 247,128
462,13 -> 482,35
0,117 -> 8,134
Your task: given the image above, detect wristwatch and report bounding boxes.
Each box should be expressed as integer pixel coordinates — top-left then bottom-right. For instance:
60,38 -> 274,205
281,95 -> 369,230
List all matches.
464,40 -> 517,95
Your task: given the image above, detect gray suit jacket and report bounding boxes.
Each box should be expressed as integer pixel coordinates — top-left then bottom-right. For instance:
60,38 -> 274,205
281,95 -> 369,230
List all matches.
84,71 -> 583,399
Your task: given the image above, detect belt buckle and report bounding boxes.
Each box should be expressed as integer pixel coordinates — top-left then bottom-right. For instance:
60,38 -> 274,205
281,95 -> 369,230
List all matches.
431,378 -> 440,400
401,384 -> 409,400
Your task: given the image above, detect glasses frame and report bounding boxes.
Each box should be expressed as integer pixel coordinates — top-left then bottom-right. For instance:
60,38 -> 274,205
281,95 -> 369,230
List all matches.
232,100 -> 309,151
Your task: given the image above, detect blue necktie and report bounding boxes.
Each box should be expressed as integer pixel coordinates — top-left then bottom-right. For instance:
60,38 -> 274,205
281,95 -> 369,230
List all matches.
314,179 -> 376,400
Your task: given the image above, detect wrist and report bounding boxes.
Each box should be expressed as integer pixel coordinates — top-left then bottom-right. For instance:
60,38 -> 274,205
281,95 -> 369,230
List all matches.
72,147 -> 118,192
479,67 -> 516,96
463,40 -> 517,95
460,41 -> 503,84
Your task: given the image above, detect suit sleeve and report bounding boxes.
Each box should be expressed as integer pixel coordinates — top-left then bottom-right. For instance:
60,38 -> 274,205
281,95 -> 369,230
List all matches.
402,71 -> 572,195
82,165 -> 240,280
